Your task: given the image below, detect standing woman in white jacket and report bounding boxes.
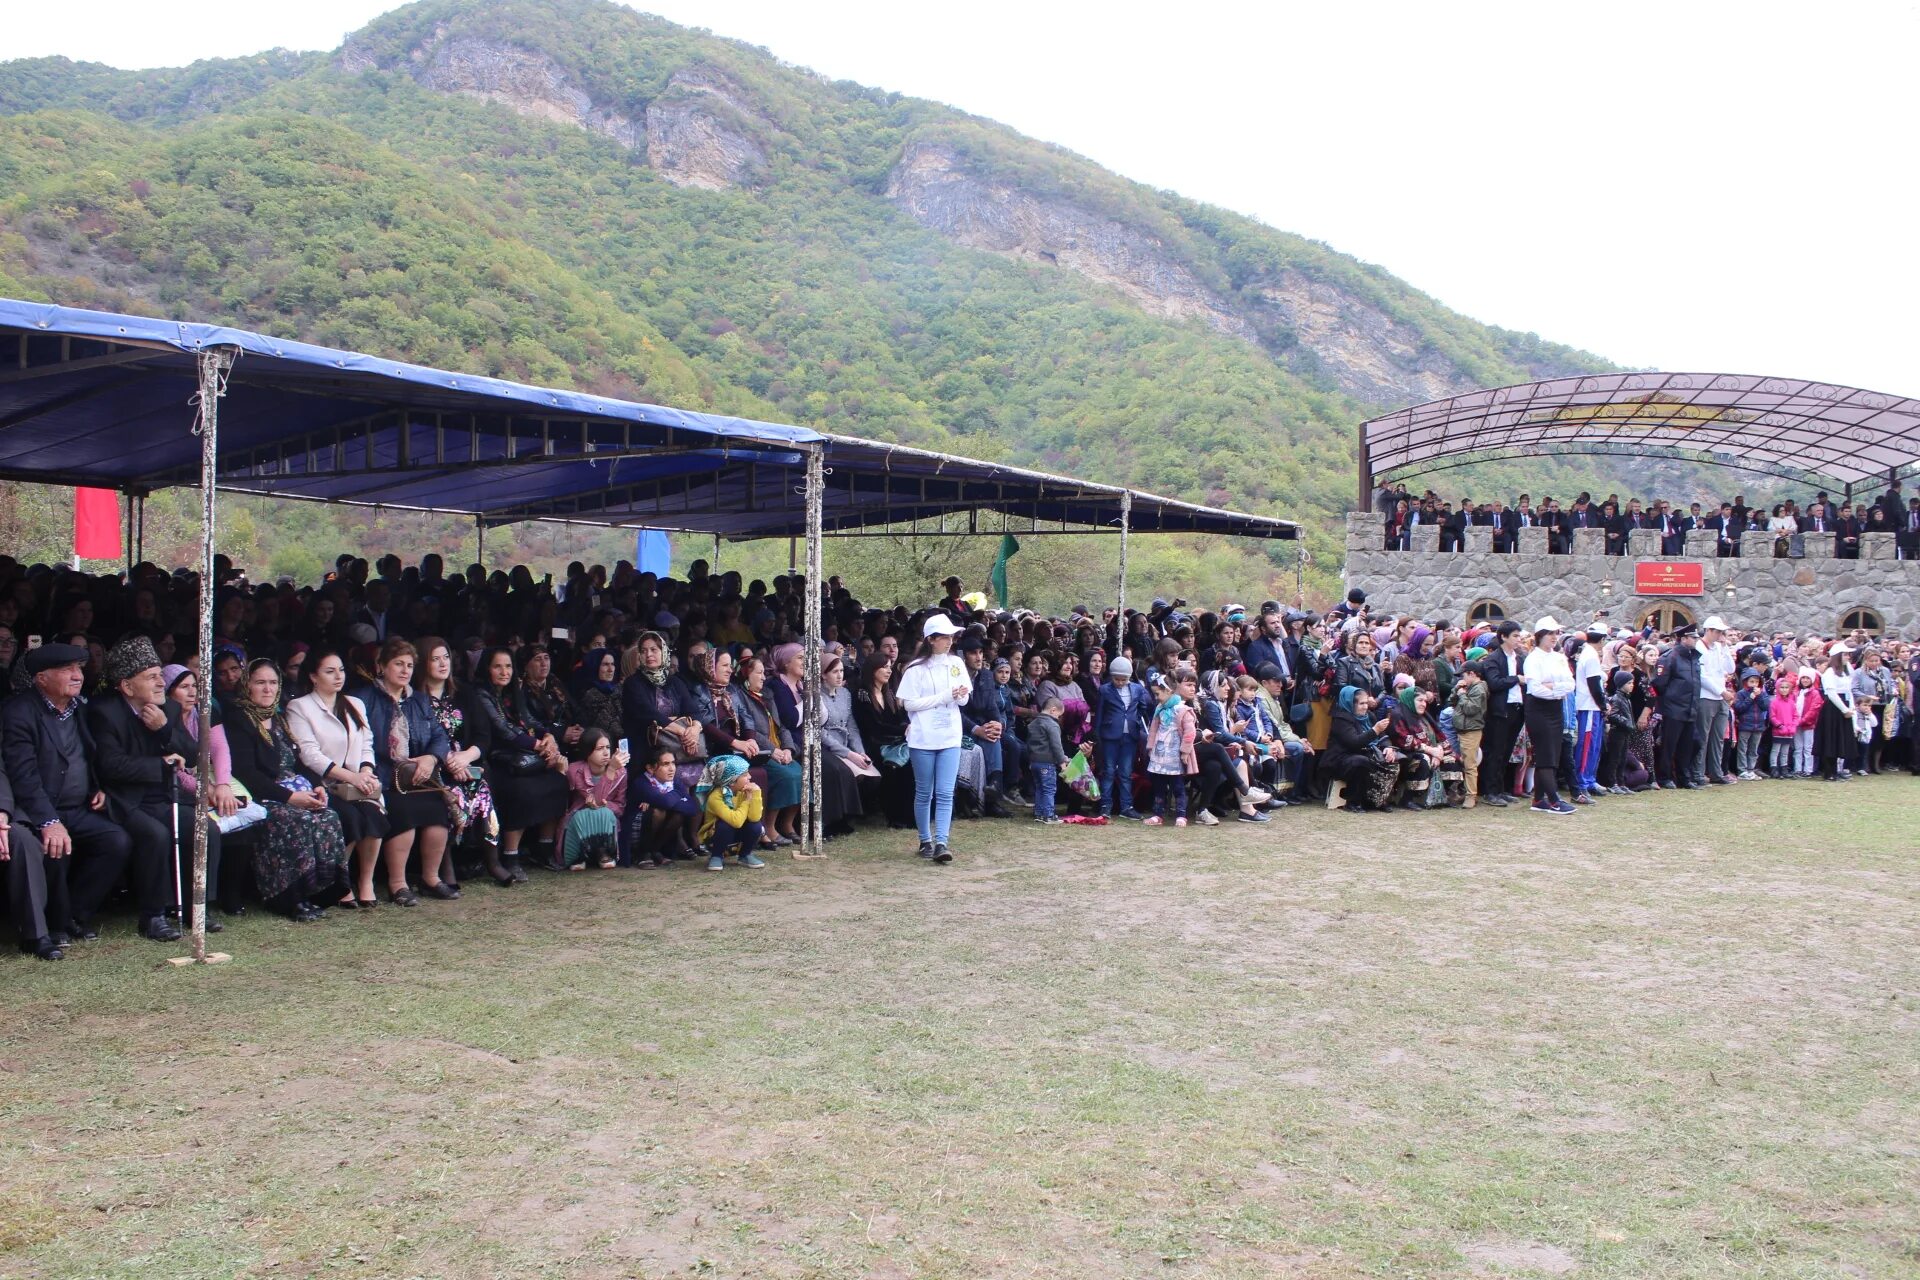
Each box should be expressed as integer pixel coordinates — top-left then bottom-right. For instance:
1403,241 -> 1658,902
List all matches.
1520,617 -> 1578,815
895,614 -> 970,863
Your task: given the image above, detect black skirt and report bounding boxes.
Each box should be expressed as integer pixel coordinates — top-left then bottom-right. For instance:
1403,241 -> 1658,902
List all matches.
493,768 -> 569,830
329,795 -> 389,844
822,751 -> 864,825
1812,700 -> 1853,763
386,788 -> 450,832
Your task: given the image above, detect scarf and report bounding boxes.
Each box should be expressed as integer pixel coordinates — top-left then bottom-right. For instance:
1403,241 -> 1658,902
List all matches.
237,696 -> 279,742
1397,686 -> 1422,715
573,647 -> 619,697
695,753 -> 749,805
1337,686 -> 1360,716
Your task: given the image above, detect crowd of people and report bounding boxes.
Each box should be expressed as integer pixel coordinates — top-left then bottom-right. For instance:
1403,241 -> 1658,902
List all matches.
1,549 -> 1911,962
1374,478 -> 1920,559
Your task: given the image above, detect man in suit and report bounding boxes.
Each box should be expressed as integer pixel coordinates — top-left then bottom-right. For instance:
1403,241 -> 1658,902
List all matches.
351,580 -> 395,643
1898,497 -> 1920,561
1800,501 -> 1832,538
1474,622 -> 1526,806
1440,501 -> 1469,552
0,643 -> 135,942
957,635 -> 1012,816
1706,502 -> 1743,558
1654,502 -> 1685,555
86,635 -> 223,939
1094,657 -> 1149,820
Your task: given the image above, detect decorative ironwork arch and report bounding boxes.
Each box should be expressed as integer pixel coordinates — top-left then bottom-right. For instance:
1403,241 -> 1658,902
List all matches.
1359,372 -> 1920,503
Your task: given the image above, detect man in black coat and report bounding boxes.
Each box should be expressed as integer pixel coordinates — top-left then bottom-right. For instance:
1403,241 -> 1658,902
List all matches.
1474,622 -> 1526,806
86,635 -> 222,939
0,643 -> 135,941
1651,627 -> 1703,788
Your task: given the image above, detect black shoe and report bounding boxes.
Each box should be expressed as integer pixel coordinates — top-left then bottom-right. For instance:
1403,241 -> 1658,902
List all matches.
221,902 -> 247,917
1658,780 -> 1677,789
933,843 -> 953,863
388,886 -> 419,907
1484,794 -> 1510,807
66,920 -> 99,942
22,937 -> 64,960
916,840 -> 937,859
1708,776 -> 1730,785
203,915 -> 224,934
422,882 -> 460,900
141,916 -> 182,942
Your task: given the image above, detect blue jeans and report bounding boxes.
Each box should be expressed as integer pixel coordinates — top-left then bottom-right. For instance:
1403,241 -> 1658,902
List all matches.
975,732 -> 1004,786
1099,736 -> 1138,814
910,745 -> 961,845
707,817 -> 763,859
1030,763 -> 1058,818
1000,730 -> 1027,791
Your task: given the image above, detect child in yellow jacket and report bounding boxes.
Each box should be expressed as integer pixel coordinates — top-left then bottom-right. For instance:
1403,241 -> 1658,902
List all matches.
695,755 -> 766,872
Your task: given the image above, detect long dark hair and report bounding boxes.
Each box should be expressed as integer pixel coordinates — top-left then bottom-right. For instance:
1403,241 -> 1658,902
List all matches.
414,635 -> 457,697
307,648 -> 365,731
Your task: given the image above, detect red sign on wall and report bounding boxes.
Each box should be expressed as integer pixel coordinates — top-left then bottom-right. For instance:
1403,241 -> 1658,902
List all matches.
1635,562 -> 1704,596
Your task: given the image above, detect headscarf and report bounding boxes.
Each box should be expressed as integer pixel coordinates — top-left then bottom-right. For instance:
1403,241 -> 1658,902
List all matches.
1465,646 -> 1487,662
162,663 -> 192,696
769,642 -> 804,677
1396,686 -> 1423,715
572,647 -> 617,697
636,631 -> 671,687
1337,686 -> 1361,716
1392,672 -> 1414,691
694,754 -> 750,805
1407,626 -> 1432,658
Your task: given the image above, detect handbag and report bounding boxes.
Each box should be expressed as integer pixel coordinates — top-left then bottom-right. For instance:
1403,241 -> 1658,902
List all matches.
490,748 -> 546,777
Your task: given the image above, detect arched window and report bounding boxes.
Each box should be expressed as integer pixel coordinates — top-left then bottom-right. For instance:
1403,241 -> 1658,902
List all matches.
1839,607 -> 1884,636
1466,599 -> 1505,624
1637,601 -> 1696,634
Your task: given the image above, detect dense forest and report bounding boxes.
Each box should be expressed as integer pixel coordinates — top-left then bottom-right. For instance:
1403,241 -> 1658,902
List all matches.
0,0 -> 1707,610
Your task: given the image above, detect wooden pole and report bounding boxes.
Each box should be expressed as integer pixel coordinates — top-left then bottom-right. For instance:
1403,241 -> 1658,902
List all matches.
1117,490 -> 1132,627
187,347 -> 233,965
800,444 -> 825,856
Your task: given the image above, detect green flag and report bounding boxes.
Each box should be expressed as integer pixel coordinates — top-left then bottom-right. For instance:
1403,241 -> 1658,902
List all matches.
989,533 -> 1020,607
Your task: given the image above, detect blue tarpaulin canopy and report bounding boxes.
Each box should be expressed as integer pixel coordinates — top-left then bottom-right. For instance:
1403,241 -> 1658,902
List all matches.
0,298 -> 1295,541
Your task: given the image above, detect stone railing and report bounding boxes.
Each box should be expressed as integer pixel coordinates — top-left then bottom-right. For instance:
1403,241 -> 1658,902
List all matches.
1342,511 -> 1912,635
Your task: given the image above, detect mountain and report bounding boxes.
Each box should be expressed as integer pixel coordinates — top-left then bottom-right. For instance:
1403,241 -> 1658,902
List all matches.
0,0 -> 1623,604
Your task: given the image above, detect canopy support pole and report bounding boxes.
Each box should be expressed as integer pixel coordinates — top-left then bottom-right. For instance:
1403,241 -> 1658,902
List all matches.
184,347 -> 234,966
134,492 -> 145,566
712,531 -> 721,573
475,514 -> 485,567
801,443 -> 825,856
1117,490 -> 1132,626
122,492 -> 134,578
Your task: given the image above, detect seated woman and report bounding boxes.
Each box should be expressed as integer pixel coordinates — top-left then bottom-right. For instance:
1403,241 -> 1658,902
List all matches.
694,755 -> 767,872
162,664 -> 257,913
357,638 -> 457,905
853,655 -> 915,829
737,653 -> 802,848
518,643 -> 584,758
1324,687 -> 1402,812
473,646 -> 570,881
561,729 -> 627,870
223,658 -> 352,921
632,745 -> 702,865
285,648 -> 389,908
817,653 -> 871,839
413,636 -> 494,885
1385,686 -> 1446,810
623,629 -> 706,796
571,647 -> 625,744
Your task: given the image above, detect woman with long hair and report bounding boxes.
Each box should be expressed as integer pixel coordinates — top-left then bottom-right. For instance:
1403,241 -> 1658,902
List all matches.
854,655 -> 915,829
473,646 -> 569,878
222,658 -> 352,920
286,648 -> 388,908
1815,649 -> 1857,781
413,636 -> 496,885
736,653 -> 803,848
895,615 -> 969,862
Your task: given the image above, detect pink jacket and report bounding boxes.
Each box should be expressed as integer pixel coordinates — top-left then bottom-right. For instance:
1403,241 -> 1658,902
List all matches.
562,760 -> 627,829
1769,680 -> 1820,734
1147,702 -> 1199,774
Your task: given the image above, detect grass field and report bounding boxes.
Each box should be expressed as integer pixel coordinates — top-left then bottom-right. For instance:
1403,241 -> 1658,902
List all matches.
1,778 -> 1915,1279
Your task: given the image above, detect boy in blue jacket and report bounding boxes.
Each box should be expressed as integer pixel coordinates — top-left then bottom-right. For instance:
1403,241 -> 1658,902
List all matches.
1095,656 -> 1148,819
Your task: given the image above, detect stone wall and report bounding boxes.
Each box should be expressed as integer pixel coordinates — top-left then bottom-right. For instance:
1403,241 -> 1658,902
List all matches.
1342,512 -> 1913,635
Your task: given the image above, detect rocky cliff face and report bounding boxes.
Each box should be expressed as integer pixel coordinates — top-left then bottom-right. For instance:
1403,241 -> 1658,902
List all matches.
886,141 -> 1252,339
644,66 -> 768,191
1250,270 -> 1474,406
886,142 -> 1492,407
339,35 -> 766,191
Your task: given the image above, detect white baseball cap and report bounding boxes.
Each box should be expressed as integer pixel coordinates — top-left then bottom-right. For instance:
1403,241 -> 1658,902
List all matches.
1533,616 -> 1563,633
922,614 -> 962,638
1702,615 -> 1730,632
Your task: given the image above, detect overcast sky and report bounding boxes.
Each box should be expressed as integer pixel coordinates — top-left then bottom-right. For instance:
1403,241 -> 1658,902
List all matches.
10,1 -> 1917,394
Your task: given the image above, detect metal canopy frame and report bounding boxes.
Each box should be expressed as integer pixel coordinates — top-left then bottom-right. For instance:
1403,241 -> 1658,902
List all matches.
1359,372 -> 1920,501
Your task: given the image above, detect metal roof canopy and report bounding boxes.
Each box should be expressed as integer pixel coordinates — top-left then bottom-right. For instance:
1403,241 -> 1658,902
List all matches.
1359,372 -> 1920,501
0,298 -> 1295,542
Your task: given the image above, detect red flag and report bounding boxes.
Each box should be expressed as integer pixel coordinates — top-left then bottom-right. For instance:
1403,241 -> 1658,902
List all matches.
74,488 -> 121,560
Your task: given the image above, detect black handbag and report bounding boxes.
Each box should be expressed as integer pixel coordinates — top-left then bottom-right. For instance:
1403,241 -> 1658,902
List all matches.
491,748 -> 545,777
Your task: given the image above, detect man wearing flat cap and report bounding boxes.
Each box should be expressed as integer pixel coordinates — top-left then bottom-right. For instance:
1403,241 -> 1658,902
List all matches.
87,635 -> 222,939
1,643 -> 135,944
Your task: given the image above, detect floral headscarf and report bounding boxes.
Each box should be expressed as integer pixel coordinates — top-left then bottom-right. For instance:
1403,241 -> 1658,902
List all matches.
695,754 -> 750,805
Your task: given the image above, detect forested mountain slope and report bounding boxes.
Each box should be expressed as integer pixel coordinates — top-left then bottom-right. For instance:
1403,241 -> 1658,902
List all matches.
0,0 -> 1636,602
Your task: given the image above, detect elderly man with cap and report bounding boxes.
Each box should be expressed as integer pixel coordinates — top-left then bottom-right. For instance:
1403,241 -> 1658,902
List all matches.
1,642 -> 135,943
1651,623 -> 1704,788
87,635 -> 223,939
1253,662 -> 1313,803
1692,615 -> 1738,787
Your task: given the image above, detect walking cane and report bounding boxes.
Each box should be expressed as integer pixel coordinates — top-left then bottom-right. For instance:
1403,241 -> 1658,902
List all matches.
168,767 -> 186,934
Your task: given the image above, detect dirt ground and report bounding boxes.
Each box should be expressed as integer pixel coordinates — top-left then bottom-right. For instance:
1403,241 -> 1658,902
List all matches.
2,779 -> 1915,1279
